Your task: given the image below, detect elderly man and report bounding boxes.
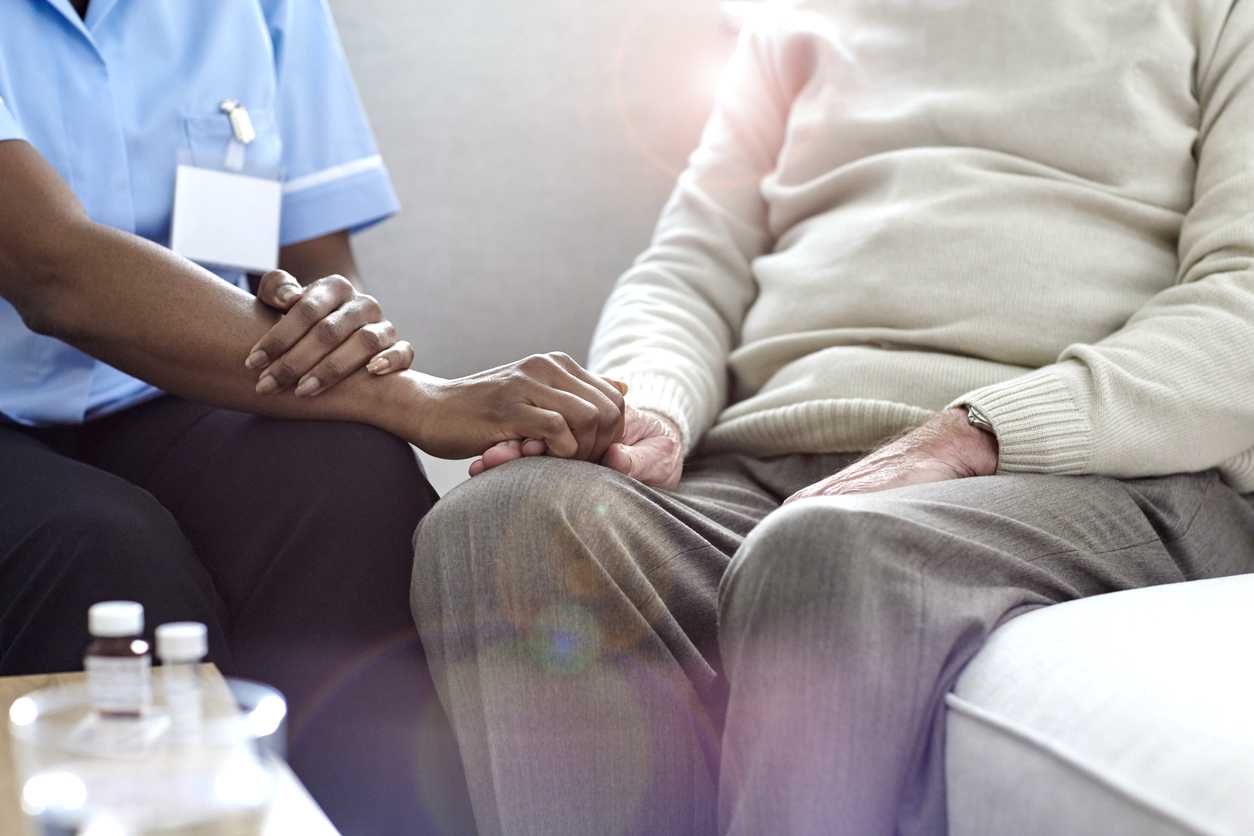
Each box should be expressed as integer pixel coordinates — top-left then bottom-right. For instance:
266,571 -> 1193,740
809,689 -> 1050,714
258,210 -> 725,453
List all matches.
412,0 -> 1254,834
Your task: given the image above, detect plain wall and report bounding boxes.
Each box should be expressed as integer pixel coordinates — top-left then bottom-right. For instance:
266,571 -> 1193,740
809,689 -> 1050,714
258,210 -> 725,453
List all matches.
328,0 -> 738,380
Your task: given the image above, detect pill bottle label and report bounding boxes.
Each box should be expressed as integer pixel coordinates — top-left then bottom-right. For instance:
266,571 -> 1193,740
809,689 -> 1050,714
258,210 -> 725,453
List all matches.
86,655 -> 152,715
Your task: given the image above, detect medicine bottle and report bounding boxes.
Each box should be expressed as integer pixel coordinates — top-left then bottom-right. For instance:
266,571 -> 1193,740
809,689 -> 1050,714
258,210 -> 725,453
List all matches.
156,621 -> 208,741
84,601 -> 152,718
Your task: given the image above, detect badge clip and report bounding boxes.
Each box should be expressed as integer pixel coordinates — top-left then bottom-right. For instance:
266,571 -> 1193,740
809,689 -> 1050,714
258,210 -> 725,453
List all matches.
220,100 -> 255,171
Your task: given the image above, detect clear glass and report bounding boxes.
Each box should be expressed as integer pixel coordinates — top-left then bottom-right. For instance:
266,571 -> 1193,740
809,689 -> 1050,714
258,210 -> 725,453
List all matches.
8,675 -> 286,836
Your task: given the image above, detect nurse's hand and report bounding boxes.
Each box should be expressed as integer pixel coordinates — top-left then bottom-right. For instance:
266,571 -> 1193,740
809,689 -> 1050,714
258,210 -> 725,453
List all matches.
467,378 -> 637,477
409,355 -> 626,464
246,269 -> 415,397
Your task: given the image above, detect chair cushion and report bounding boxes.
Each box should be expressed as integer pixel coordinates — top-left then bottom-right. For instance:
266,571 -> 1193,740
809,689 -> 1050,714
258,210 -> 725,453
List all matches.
946,574 -> 1254,836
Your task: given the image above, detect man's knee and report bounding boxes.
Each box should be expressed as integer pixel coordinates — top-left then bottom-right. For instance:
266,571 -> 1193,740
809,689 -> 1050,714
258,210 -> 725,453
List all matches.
415,456 -> 628,571
412,457 -> 660,640
719,497 -> 927,630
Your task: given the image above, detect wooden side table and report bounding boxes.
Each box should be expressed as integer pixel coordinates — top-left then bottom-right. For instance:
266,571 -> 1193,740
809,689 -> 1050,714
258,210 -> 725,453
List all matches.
0,668 -> 340,835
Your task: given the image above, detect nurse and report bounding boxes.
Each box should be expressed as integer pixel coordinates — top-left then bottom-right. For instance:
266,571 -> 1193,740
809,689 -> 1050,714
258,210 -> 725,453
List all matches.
0,1 -> 623,834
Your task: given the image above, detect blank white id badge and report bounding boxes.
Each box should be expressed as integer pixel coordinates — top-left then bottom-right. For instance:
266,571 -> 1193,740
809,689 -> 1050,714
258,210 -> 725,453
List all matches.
170,148 -> 283,273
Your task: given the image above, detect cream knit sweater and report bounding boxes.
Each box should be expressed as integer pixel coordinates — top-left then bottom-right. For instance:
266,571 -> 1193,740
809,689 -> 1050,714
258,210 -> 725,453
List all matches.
589,0 -> 1254,490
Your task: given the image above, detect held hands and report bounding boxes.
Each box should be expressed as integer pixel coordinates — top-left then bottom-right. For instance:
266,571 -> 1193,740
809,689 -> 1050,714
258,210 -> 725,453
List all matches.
238,276 -> 646,482
245,269 -> 413,397
413,353 -> 626,466
240,280 -> 628,472
469,401 -> 684,488
598,404 -> 684,489
784,407 -> 998,505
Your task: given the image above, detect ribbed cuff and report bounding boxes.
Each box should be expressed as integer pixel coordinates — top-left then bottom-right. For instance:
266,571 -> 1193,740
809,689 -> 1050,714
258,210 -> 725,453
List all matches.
951,368 -> 1092,474
617,372 -> 704,455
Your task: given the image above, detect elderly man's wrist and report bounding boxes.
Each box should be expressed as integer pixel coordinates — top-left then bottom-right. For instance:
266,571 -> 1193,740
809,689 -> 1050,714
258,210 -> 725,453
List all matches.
638,407 -> 682,440
945,406 -> 998,476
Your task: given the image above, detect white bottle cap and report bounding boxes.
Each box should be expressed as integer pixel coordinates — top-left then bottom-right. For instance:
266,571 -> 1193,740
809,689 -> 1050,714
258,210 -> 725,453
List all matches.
155,622 -> 208,662
88,601 -> 144,638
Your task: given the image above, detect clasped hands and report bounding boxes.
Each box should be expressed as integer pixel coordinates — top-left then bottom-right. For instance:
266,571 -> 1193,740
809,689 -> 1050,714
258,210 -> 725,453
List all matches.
244,269 -> 413,397
243,269 -> 630,470
243,269 -> 996,495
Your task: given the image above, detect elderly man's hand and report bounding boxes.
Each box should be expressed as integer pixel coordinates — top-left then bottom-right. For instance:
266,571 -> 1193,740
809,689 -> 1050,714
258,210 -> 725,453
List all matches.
784,408 -> 997,504
470,402 -> 684,489
599,404 -> 684,489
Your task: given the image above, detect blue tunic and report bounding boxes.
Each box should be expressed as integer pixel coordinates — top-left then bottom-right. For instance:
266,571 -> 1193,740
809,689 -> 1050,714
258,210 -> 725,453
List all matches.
0,0 -> 400,424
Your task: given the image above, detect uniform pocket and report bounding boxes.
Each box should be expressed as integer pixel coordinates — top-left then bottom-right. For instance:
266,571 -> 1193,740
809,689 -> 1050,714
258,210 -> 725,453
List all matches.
182,106 -> 281,173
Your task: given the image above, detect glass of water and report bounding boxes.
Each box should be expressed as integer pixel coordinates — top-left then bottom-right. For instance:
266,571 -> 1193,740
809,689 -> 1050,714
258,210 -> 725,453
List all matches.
8,675 -> 286,836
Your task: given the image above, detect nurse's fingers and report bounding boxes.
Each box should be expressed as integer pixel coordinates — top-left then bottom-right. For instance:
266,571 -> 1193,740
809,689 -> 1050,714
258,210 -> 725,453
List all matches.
252,278 -> 405,394
293,334 -> 412,398
254,269 -> 305,312
247,274 -> 358,378
246,270 -> 307,371
366,341 -> 415,376
259,314 -> 389,396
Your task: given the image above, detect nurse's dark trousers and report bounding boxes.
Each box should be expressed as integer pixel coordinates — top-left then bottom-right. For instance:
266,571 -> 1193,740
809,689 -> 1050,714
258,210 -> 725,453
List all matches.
0,395 -> 475,836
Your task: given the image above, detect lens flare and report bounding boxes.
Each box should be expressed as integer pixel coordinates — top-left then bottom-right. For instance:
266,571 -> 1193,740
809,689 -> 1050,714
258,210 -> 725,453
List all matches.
9,696 -> 37,727
529,603 -> 603,674
612,0 -> 736,180
22,771 -> 87,816
213,755 -> 274,807
247,694 -> 287,739
285,628 -> 426,747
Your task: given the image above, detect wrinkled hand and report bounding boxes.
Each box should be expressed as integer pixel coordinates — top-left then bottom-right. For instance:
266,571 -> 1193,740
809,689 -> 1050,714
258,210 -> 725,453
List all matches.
784,408 -> 997,505
414,353 -> 625,467
246,269 -> 413,397
599,404 -> 684,489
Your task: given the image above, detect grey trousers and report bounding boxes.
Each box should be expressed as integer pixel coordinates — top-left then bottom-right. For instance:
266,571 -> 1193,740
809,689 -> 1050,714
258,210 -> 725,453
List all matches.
411,452 -> 1254,836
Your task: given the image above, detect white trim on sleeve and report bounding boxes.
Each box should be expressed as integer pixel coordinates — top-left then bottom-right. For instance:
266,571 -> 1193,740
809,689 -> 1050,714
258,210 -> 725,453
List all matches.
282,154 -> 384,195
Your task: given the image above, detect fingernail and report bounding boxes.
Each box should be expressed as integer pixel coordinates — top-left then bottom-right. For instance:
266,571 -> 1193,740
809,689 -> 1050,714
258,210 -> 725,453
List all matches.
616,381 -> 629,396
367,357 -> 389,374
256,375 -> 279,395
245,350 -> 269,369
278,284 -> 302,304
294,376 -> 321,397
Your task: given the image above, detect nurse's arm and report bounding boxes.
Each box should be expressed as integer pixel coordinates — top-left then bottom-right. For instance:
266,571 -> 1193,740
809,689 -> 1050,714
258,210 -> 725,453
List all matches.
0,139 -> 625,461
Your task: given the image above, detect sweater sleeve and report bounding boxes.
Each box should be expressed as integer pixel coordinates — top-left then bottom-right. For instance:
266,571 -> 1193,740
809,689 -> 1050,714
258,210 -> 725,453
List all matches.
951,0 -> 1254,489
587,21 -> 792,453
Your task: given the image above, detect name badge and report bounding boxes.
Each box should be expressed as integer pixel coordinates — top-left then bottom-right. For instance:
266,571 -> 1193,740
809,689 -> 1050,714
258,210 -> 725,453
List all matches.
169,101 -> 282,273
